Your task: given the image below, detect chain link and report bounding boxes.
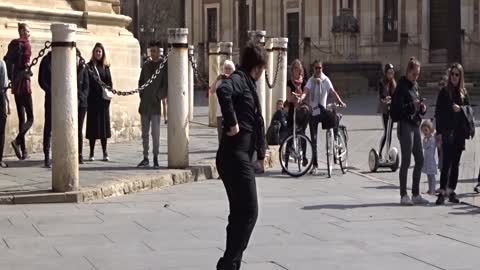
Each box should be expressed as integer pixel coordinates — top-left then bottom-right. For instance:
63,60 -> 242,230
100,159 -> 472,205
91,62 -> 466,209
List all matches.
81,47 -> 172,96
265,50 -> 284,89
2,41 -> 51,91
188,53 -> 209,87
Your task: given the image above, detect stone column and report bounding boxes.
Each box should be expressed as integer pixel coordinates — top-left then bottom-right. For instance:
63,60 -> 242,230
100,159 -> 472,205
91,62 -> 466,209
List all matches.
50,23 -> 79,192
167,28 -> 189,168
208,43 -> 221,127
188,45 -> 194,121
272,38 -> 288,112
248,30 -> 267,127
219,42 -> 233,63
265,38 -> 274,129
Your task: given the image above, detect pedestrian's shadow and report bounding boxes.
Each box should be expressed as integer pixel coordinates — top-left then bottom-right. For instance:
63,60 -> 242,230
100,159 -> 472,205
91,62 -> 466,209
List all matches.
448,202 -> 480,215
4,160 -> 44,168
363,185 -> 399,190
302,202 -> 402,210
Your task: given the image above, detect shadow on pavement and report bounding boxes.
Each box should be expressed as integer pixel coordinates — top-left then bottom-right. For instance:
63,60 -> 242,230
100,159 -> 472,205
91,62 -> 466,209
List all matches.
5,160 -> 44,168
302,202 -> 402,210
363,185 -> 399,190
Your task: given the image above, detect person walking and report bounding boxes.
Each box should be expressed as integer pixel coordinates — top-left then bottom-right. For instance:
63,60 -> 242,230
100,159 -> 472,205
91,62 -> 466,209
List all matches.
215,42 -> 266,270
38,51 -> 52,167
391,57 -> 429,205
211,60 -> 235,143
0,58 -> 10,168
7,23 -> 33,160
435,63 -> 471,205
86,43 -> 112,162
137,41 -> 167,169
76,50 -> 90,164
303,60 -> 346,174
377,63 -> 396,160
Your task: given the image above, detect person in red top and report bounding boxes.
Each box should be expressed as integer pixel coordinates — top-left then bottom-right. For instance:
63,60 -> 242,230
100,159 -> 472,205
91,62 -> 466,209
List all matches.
10,23 -> 33,160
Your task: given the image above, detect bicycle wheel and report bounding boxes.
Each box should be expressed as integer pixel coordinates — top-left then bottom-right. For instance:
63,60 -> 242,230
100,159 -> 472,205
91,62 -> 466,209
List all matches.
337,126 -> 349,174
279,134 -> 314,177
326,129 -> 333,178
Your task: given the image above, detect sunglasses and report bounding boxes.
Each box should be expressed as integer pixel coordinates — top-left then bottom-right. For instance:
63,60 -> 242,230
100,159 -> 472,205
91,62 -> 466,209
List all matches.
451,72 -> 460,77
315,66 -> 323,70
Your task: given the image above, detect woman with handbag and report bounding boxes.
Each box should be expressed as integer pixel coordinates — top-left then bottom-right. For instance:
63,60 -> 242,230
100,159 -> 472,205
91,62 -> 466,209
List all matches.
435,63 -> 471,205
86,43 -> 113,162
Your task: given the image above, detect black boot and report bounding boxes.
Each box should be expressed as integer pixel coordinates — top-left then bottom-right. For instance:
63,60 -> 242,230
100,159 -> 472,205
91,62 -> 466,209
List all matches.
448,192 -> 460,204
436,193 -> 445,205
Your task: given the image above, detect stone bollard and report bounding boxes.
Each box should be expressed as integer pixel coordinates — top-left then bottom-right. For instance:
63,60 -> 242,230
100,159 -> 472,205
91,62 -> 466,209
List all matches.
50,23 -> 79,192
265,38 -> 274,129
167,28 -> 189,168
248,30 -> 267,128
188,45 -> 194,121
272,38 -> 288,115
208,43 -> 221,127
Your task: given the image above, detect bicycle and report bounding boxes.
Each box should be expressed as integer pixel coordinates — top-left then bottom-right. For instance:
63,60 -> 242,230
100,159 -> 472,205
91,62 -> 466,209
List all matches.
279,95 -> 314,177
324,103 -> 349,178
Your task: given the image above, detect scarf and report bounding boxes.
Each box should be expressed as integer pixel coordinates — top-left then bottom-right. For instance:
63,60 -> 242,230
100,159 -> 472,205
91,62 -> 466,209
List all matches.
292,76 -> 304,95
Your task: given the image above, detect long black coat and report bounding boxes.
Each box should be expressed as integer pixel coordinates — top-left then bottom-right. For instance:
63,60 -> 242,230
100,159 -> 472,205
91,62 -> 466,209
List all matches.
86,62 -> 112,139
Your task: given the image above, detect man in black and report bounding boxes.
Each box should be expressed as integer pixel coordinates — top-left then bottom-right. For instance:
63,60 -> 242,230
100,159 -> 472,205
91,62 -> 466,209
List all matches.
215,42 -> 267,270
38,49 -> 89,167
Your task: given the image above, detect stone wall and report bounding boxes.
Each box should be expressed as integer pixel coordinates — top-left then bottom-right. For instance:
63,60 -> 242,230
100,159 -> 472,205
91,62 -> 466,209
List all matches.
0,0 -> 141,157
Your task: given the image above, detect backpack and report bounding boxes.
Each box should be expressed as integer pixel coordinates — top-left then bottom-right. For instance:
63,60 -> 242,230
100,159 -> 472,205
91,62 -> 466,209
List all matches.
389,90 -> 401,122
3,39 -> 24,81
266,120 -> 281,145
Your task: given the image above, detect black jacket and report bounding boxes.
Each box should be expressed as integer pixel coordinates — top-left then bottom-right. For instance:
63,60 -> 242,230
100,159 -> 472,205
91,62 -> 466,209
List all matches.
435,86 -> 471,139
377,79 -> 394,114
217,68 -> 266,160
392,76 -> 424,126
38,51 -> 52,95
77,64 -> 90,109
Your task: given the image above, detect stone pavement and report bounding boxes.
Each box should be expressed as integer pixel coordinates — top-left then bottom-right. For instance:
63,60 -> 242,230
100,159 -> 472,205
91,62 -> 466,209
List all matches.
0,166 -> 479,269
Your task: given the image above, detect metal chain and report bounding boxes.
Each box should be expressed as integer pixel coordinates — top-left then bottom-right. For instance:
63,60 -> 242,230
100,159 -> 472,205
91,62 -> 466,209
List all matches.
265,50 -> 283,89
188,54 -> 210,87
81,47 -> 172,96
2,41 -> 51,91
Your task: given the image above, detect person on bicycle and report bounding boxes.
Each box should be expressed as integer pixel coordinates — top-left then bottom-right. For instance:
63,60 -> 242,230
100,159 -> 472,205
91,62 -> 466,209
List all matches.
302,60 -> 346,174
377,64 -> 396,161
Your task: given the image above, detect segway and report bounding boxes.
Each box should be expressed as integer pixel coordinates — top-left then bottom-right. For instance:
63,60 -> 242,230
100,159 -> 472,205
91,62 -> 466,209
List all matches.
368,113 -> 399,172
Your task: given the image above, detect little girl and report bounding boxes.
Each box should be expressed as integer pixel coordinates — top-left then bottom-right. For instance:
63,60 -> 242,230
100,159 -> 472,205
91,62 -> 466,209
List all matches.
421,120 -> 437,195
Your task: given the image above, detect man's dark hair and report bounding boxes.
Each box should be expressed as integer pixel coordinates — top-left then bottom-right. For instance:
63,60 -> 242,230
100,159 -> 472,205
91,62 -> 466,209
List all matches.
148,40 -> 162,48
312,60 -> 323,67
240,42 -> 267,73
18,23 -> 28,35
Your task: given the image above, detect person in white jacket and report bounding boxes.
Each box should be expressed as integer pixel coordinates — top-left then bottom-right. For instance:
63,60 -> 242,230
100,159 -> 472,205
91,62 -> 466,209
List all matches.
0,59 -> 11,168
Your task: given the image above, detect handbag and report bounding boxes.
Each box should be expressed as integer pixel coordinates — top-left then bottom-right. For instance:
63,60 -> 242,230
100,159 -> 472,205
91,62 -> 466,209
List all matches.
94,65 -> 113,101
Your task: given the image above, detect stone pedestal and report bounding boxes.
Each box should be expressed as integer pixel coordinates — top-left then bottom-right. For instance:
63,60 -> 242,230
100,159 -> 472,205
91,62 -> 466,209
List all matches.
50,23 -> 79,192
272,38 -> 288,112
167,28 -> 189,169
208,43 -> 220,127
188,45 -> 194,121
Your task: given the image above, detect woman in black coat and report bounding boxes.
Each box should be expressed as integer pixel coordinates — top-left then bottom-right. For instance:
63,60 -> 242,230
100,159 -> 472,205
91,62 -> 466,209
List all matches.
86,43 -> 112,162
435,63 -> 470,205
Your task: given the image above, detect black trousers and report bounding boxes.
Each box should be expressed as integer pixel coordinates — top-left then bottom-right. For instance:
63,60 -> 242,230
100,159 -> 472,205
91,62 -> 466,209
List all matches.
309,115 -> 322,167
379,113 -> 393,158
439,136 -> 464,192
0,96 -> 6,162
14,94 -> 34,152
43,95 -> 51,158
216,131 -> 258,270
78,107 -> 87,156
397,121 -> 424,197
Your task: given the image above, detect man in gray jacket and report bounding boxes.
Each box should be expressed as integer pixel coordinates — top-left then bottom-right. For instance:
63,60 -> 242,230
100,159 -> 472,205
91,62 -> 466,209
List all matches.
137,41 -> 168,169
0,58 -> 11,168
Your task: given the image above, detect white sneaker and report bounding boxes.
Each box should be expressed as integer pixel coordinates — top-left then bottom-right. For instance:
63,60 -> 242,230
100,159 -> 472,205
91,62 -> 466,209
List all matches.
400,195 -> 413,205
412,195 -> 429,205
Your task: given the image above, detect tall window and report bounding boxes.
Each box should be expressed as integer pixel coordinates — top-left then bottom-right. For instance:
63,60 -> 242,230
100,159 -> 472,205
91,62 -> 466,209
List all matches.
207,8 -> 218,42
383,0 -> 398,42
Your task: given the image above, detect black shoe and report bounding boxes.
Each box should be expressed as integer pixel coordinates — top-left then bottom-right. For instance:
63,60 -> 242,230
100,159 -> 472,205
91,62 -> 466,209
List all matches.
21,152 -> 30,160
79,155 -> 84,164
44,158 -> 51,168
11,141 -> 21,160
474,183 -> 480,193
153,156 -> 160,169
436,193 -> 445,205
448,192 -> 460,204
102,152 -> 109,162
137,157 -> 149,168
302,158 -> 308,167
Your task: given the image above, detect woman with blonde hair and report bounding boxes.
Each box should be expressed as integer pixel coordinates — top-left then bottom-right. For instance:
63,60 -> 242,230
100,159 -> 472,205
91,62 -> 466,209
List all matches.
435,63 -> 471,205
86,42 -> 113,162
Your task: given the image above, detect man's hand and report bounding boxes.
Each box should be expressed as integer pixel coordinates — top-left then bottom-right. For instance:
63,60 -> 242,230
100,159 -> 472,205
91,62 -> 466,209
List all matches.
339,101 -> 347,108
226,124 -> 240,136
453,104 -> 461,113
256,160 -> 265,174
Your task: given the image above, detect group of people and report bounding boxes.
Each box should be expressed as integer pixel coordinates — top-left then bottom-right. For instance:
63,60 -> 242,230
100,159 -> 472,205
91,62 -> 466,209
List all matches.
0,23 -> 169,169
377,58 -> 479,205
